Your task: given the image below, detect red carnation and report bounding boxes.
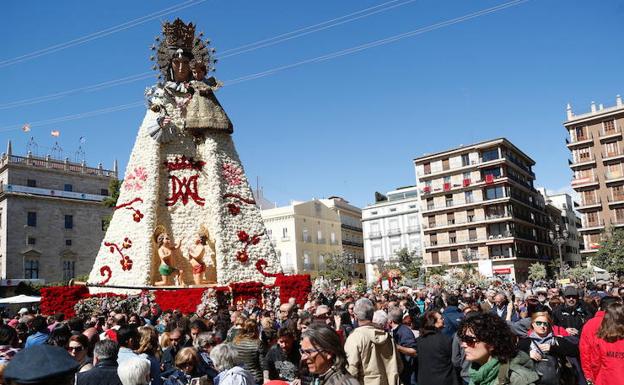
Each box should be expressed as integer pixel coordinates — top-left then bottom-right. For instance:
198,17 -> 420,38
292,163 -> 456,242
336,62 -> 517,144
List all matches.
120,256 -> 133,271
237,231 -> 249,243
133,210 -> 144,222
227,204 -> 240,216
251,236 -> 261,245
236,250 -> 249,263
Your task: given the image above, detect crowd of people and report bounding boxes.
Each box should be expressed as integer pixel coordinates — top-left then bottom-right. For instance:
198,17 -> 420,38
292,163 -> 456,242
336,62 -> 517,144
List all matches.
0,279 -> 623,385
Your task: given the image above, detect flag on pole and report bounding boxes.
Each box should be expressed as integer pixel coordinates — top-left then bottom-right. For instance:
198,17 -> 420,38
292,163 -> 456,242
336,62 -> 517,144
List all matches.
51,130 -> 60,137
22,123 -> 30,132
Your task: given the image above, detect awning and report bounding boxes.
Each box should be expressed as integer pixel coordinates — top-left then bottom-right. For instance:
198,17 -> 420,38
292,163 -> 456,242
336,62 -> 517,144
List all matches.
493,268 -> 511,274
0,295 -> 41,304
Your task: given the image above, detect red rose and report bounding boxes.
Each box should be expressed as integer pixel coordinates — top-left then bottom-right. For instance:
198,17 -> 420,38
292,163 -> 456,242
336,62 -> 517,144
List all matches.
236,250 -> 249,263
237,231 -> 249,243
133,211 -> 144,222
120,256 -> 133,271
227,204 -> 240,216
251,236 -> 261,245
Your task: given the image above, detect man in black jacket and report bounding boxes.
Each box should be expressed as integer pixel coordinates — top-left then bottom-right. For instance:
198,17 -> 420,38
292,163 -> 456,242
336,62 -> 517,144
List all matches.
389,308 -> 417,385
76,339 -> 122,385
552,286 -> 595,335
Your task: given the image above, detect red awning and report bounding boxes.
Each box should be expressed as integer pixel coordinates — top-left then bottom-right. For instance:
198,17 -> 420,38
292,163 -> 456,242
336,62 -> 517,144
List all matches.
493,268 -> 511,274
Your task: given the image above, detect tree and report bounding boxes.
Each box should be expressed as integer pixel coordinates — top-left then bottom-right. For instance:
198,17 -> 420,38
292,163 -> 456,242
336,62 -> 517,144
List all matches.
101,179 -> 121,231
528,262 -> 547,281
393,247 -> 422,281
318,253 -> 354,283
594,227 -> 624,276
563,266 -> 593,282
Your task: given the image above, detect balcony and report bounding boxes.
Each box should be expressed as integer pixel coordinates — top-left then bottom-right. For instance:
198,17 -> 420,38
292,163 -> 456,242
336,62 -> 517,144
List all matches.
316,238 -> 326,244
368,231 -> 382,239
406,225 -> 420,233
341,224 -> 363,232
605,171 -> 624,184
566,133 -> 593,148
342,239 -> 364,248
387,228 -> 401,236
302,235 -> 312,243
608,195 -> 624,206
424,236 -> 487,249
599,126 -> 622,141
580,220 -> 606,232
423,214 -> 511,231
571,175 -> 599,188
602,150 -> 624,162
569,154 -> 596,169
577,198 -> 602,211
612,218 -> 624,227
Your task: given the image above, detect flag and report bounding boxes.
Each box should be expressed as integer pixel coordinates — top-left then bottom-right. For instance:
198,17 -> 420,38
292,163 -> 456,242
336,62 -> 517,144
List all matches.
79,136 -> 86,144
51,130 -> 60,137
22,123 -> 30,132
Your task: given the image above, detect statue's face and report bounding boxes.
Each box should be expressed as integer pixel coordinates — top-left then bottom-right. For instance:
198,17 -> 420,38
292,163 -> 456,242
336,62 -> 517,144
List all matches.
171,56 -> 191,82
161,233 -> 171,246
191,63 -> 207,81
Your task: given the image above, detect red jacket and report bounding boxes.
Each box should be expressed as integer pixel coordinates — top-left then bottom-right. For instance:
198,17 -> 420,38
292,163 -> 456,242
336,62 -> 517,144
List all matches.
580,310 -> 605,382
593,337 -> 624,385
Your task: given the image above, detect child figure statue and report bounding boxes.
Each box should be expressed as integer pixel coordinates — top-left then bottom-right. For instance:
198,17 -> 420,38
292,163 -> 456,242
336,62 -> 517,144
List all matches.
187,225 -> 216,285
153,226 -> 184,286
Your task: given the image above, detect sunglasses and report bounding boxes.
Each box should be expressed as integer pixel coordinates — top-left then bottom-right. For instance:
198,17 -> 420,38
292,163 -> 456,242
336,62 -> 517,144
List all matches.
534,321 -> 550,327
460,335 -> 480,347
67,346 -> 84,353
299,348 -> 324,357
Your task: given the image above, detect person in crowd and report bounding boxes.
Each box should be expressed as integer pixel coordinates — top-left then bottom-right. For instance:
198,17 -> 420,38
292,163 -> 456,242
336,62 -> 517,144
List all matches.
278,303 -> 295,330
162,327 -> 185,374
4,344 -> 79,385
587,302 -> 624,385
580,296 -> 622,381
76,339 -> 123,385
24,317 -> 48,348
442,295 -> 465,337
371,310 -> 388,330
490,293 -> 519,322
116,326 -> 140,364
517,311 -> 578,385
68,334 -> 93,373
0,325 -> 20,365
458,313 -> 538,385
552,286 -> 595,336
300,324 -> 359,385
48,323 -> 72,348
68,316 -> 85,334
163,347 -> 203,385
415,311 -> 459,385
264,326 -> 300,383
136,325 -> 162,385
194,332 -> 220,382
346,302 -> 358,329
190,320 -> 209,344
388,307 -> 417,385
210,343 -> 256,385
118,357 -> 151,385
344,298 -> 401,385
231,319 -> 264,384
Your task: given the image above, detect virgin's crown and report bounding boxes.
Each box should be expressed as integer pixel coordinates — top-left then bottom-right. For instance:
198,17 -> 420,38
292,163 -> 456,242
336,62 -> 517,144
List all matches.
162,18 -> 196,51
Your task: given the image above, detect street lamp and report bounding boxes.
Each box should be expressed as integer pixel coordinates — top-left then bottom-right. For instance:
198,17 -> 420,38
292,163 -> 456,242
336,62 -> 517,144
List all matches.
549,224 -> 569,275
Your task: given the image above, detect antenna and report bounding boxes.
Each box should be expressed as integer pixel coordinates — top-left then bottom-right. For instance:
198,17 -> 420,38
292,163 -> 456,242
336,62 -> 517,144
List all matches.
26,136 -> 38,156
51,142 -> 63,160
75,137 -> 86,163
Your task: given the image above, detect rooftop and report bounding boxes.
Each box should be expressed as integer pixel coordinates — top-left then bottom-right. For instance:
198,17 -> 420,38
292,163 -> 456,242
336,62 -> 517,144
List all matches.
413,137 -> 535,165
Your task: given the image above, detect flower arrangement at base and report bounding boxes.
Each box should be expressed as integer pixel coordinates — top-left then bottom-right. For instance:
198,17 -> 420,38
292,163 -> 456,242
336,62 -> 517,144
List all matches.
154,288 -> 206,313
274,274 -> 311,306
74,292 -> 155,318
230,281 -> 264,306
262,285 -> 280,312
40,286 -> 90,317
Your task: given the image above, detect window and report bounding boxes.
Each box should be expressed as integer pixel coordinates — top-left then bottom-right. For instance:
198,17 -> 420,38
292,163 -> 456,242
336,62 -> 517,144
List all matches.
317,230 -> 323,241
485,186 -> 505,200
450,249 -> 459,263
303,252 -> 311,267
282,227 -> 288,238
65,239 -> 72,246
26,179 -> 36,187
443,175 -> 451,183
449,231 -> 457,244
604,119 -> 616,134
469,228 -> 477,241
481,148 -> 499,162
577,146 -> 592,160
447,213 -> 455,225
64,215 -> 73,229
423,163 -> 431,175
445,194 -> 453,207
64,184 -> 73,192
62,260 -> 75,281
330,232 -> 336,244
389,208 -> 396,212
463,171 -> 471,180
442,159 -> 450,171
465,191 -> 474,203
100,188 -> 109,196
482,167 -> 501,178
613,185 -> 624,201
431,252 -> 439,265
24,260 -> 39,279
27,237 -> 36,245
426,198 -> 434,210
428,216 -> 436,227
575,126 -> 586,141
27,212 -> 37,227
467,209 -> 475,222
461,154 -> 470,167
430,234 -> 437,246
371,211 -> 378,215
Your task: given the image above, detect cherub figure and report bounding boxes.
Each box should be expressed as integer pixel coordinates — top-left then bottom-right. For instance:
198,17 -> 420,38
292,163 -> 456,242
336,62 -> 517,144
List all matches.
153,226 -> 184,286
187,225 -> 214,285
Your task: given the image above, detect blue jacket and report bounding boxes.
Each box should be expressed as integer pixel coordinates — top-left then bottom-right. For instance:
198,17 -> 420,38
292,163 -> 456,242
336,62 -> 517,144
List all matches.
442,306 -> 464,337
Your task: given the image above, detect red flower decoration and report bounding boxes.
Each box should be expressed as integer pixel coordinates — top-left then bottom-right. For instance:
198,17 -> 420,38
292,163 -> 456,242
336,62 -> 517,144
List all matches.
251,235 -> 261,245
236,250 -> 249,263
227,204 -> 240,216
237,231 -> 249,243
100,265 -> 113,284
132,210 -> 144,222
120,256 -> 133,271
255,258 -> 282,278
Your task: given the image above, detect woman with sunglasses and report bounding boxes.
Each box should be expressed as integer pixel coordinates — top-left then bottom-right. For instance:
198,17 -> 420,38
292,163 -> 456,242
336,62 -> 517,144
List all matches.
300,324 -> 358,385
517,311 -> 578,385
67,334 -> 93,373
457,313 -> 539,385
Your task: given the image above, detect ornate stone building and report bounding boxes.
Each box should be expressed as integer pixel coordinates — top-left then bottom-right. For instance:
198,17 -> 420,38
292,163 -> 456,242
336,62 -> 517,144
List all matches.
0,141 -> 116,285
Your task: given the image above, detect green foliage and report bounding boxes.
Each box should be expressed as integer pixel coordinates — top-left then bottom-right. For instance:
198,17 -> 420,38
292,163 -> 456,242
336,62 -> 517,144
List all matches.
392,247 -> 422,281
594,227 -> 624,276
563,266 -> 593,282
318,253 -> 353,283
102,179 -> 122,208
528,262 -> 547,281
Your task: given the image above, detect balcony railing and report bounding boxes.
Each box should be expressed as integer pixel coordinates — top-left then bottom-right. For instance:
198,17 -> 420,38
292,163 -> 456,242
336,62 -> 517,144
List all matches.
570,154 -> 596,165
302,235 -> 312,242
579,197 -> 601,206
608,195 -> 624,203
567,133 -> 593,145
582,219 -> 605,228
368,231 -> 382,239
571,175 -> 599,186
342,240 -> 364,248
424,236 -> 487,248
387,228 -> 401,236
316,238 -> 326,244
605,171 -> 624,181
600,126 -> 621,138
602,150 -> 624,159
406,225 -> 420,233
423,214 -> 511,230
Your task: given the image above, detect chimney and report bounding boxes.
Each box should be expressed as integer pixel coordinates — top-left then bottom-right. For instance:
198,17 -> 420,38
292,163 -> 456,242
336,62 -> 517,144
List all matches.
6,140 -> 12,156
599,104 -> 604,110
591,101 -> 597,113
113,159 -> 119,176
566,103 -> 573,120
617,94 -> 622,107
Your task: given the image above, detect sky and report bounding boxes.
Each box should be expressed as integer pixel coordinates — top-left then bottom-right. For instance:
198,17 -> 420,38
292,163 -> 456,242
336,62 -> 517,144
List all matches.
2,0 -> 624,209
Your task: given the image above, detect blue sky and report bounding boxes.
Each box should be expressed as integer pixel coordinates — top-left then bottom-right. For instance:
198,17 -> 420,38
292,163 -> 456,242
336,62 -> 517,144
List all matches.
2,0 -> 624,208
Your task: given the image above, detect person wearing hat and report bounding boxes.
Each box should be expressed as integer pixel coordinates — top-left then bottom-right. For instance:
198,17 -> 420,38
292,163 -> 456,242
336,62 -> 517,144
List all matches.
552,286 -> 595,336
4,344 -> 79,385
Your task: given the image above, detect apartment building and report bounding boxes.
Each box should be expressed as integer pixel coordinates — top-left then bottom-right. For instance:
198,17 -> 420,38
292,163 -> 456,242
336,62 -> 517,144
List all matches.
0,141 -> 116,285
261,199 -> 344,277
414,138 -> 556,281
319,196 -> 365,279
362,186 -> 422,284
537,188 -> 582,265
565,95 -> 624,260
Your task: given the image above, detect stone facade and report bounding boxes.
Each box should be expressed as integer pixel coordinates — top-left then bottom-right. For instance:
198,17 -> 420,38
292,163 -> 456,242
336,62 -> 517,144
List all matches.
0,144 -> 116,284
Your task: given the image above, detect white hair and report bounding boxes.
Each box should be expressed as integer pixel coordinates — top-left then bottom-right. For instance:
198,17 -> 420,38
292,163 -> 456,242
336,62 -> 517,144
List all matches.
353,298 -> 375,321
117,357 -> 151,385
372,310 -> 388,327
210,343 -> 239,372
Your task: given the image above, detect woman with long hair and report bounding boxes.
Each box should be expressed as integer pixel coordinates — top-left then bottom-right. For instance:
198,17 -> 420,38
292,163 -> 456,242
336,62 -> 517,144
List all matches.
517,311 -> 578,385
416,310 -> 460,385
592,302 -> 624,385
300,324 -> 358,385
67,334 -> 93,373
231,319 -> 264,384
136,326 -> 162,385
458,313 -> 538,385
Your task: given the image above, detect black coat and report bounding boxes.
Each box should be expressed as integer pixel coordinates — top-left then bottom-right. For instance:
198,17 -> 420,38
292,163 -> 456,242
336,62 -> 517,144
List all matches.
76,359 -> 122,385
416,331 -> 460,385
552,303 -> 594,332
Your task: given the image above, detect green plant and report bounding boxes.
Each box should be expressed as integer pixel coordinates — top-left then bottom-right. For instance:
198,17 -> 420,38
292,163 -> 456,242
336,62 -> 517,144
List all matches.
528,262 -> 547,281
594,227 -> 624,276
